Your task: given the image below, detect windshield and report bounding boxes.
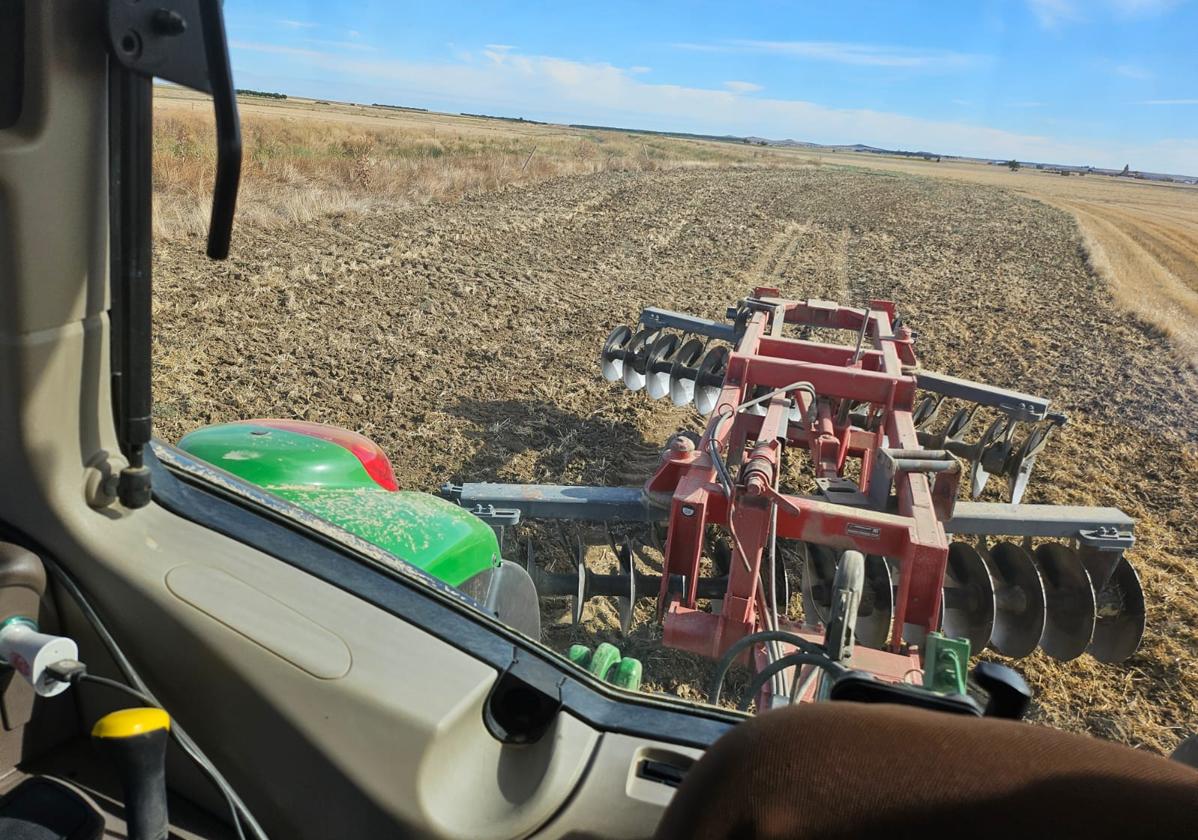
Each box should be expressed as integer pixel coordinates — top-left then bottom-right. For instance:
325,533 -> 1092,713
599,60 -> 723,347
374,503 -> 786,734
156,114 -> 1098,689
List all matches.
151,2 -> 1196,751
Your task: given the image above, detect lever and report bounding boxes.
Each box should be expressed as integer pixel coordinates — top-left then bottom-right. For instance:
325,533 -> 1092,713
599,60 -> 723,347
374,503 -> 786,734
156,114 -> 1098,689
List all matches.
93,708 -> 172,840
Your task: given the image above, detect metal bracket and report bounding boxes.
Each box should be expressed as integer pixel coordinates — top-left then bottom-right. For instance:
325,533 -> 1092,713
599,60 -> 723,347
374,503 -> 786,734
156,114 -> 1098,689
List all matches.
815,478 -> 871,508
105,0 -> 241,258
639,307 -> 739,341
106,0 -> 211,90
467,504 -> 522,548
1077,526 -> 1135,552
467,504 -> 522,527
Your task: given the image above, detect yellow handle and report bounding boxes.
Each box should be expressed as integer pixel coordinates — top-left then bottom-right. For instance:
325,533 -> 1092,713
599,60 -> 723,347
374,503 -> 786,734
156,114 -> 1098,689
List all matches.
91,707 -> 170,739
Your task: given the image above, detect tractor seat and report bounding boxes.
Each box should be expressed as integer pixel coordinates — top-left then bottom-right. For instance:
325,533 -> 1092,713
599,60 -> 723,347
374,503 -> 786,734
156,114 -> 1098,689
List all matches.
656,702 -> 1198,839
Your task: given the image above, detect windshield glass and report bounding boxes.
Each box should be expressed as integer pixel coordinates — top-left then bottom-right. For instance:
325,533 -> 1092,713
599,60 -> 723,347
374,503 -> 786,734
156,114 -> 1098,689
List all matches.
152,2 -> 1196,749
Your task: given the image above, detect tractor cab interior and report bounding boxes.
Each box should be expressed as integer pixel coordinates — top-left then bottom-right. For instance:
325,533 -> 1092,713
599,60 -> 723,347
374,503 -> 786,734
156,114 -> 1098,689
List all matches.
0,2 -> 1195,839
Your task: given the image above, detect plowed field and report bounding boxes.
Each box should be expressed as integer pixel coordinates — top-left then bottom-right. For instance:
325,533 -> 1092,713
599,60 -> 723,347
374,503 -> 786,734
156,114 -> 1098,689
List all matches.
154,165 -> 1198,752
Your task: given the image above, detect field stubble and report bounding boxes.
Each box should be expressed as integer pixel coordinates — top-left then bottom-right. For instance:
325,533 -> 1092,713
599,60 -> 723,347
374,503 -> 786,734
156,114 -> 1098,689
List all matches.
153,90 -> 793,237
155,152 -> 1198,753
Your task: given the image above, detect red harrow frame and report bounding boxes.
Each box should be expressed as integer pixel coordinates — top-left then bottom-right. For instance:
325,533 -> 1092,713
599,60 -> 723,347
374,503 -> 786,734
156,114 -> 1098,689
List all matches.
443,288 -> 1145,701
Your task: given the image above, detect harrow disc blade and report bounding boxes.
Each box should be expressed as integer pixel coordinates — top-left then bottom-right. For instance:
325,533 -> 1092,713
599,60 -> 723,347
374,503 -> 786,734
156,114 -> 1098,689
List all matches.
1007,456 -> 1035,506
1033,543 -> 1097,661
944,405 -> 977,443
855,555 -> 895,649
1087,555 -> 1146,663
668,338 -> 705,407
969,418 -> 1009,499
621,329 -> 658,392
570,542 -> 588,624
600,325 -> 633,382
912,394 -> 943,430
941,542 -> 996,654
693,345 -> 730,416
986,541 -> 1047,658
800,543 -> 838,625
644,334 -> 681,400
615,541 -> 637,635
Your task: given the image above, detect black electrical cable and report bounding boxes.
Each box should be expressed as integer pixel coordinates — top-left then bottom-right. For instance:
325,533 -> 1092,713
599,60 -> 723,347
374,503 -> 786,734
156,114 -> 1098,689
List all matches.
79,673 -> 249,840
736,652 -> 847,712
41,556 -> 264,840
707,629 -> 827,706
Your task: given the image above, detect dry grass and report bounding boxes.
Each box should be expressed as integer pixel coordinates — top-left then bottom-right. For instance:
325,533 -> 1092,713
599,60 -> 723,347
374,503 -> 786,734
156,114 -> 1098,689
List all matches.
153,90 -> 795,238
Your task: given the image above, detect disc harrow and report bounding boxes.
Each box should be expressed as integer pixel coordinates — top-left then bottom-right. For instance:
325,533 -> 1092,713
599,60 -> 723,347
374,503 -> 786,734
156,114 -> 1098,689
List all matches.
444,288 -> 1145,704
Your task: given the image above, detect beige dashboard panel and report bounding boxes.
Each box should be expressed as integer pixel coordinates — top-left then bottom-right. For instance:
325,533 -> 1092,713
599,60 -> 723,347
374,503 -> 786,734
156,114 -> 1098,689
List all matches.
165,564 -> 353,680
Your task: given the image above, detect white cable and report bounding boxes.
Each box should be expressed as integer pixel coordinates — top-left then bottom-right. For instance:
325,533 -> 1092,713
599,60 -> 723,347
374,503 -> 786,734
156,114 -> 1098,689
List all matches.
42,556 -> 267,840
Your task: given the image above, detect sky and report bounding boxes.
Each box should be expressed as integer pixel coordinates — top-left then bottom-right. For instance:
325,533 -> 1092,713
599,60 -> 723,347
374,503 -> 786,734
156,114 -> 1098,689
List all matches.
225,1 -> 1198,175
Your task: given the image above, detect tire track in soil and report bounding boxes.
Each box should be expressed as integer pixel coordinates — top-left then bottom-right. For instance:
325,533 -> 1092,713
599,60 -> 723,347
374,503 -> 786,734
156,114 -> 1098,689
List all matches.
746,221 -> 806,286
154,166 -> 1198,748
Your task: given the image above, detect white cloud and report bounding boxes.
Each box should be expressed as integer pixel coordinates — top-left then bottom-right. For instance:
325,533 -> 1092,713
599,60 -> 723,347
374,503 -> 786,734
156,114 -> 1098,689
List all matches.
1139,99 -> 1198,105
1027,0 -> 1183,26
228,42 -> 1198,174
1115,63 -> 1154,80
482,44 -> 516,64
347,30 -> 362,39
724,80 -> 763,93
277,19 -> 318,30
629,66 -> 652,75
675,40 -> 983,71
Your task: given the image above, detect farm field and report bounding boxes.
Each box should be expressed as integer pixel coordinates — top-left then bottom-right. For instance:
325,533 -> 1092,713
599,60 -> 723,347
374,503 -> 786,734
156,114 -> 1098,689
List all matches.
812,150 -> 1198,365
152,96 -> 1198,753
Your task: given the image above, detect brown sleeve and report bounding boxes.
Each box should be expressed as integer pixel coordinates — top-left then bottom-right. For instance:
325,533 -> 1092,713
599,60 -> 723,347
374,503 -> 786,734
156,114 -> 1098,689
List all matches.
656,702 -> 1198,840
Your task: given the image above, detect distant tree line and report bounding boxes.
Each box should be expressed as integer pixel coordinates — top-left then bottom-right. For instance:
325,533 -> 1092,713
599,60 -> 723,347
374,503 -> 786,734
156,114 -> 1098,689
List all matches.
236,89 -> 287,100
463,113 -> 547,125
373,103 -> 429,112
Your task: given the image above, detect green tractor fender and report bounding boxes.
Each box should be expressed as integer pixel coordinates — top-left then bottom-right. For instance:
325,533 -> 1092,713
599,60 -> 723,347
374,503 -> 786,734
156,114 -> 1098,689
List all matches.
177,420 -> 540,637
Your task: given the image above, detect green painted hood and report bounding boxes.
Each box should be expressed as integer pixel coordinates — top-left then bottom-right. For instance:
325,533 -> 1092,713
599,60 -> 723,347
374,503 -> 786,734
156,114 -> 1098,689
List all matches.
177,422 -> 499,586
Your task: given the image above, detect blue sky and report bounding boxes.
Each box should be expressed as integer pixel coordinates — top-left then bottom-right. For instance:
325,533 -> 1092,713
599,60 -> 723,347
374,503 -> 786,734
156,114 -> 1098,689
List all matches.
226,1 -> 1197,174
